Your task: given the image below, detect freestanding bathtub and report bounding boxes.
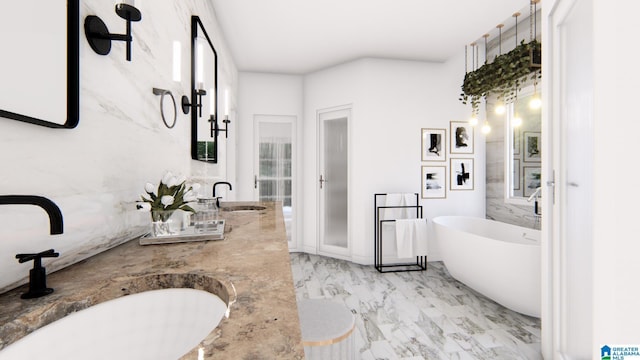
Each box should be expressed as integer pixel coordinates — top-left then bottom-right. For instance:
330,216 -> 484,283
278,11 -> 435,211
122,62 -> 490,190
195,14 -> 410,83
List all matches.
433,216 -> 540,318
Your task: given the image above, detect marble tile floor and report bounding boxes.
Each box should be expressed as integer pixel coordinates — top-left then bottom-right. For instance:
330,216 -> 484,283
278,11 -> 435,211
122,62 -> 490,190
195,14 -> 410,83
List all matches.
290,253 -> 542,360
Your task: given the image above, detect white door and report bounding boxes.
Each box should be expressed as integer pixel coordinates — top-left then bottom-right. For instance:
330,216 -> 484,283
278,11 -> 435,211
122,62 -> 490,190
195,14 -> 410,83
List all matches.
318,107 -> 350,258
544,0 -> 594,358
254,115 -> 297,249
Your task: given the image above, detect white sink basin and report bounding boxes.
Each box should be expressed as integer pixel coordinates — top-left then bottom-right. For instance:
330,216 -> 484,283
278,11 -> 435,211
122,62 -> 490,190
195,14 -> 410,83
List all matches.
220,205 -> 267,214
0,288 -> 227,360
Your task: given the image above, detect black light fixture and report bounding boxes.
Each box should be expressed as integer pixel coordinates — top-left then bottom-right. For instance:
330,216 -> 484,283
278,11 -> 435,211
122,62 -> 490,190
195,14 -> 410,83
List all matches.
218,88 -> 231,139
181,90 -> 206,116
208,88 -> 231,139
208,114 -> 230,139
84,3 -> 142,61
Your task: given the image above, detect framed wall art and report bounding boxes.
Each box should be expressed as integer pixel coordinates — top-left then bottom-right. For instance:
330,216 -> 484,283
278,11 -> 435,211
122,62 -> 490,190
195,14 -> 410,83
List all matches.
523,166 -> 542,197
421,166 -> 446,199
450,121 -> 474,154
421,128 -> 446,161
450,158 -> 474,191
523,131 -> 541,162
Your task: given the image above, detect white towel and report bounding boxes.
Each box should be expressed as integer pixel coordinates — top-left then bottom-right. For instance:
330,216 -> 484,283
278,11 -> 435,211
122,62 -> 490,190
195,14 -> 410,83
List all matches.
383,193 -> 403,220
395,219 -> 414,258
402,193 -> 417,219
414,218 -> 428,256
395,219 -> 428,258
383,193 -> 414,220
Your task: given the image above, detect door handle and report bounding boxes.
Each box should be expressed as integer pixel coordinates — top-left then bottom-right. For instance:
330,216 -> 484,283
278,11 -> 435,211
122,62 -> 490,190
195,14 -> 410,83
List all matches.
319,175 -> 325,189
547,170 -> 555,205
254,175 -> 258,189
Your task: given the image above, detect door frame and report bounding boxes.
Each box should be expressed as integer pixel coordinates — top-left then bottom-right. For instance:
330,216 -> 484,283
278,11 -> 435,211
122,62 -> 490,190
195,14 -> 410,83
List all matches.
316,104 -> 352,259
253,114 -> 299,251
543,0 -> 594,357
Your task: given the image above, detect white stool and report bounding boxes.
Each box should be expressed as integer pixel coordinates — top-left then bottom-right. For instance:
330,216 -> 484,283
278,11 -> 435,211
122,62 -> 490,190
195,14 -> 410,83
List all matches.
297,299 -> 356,360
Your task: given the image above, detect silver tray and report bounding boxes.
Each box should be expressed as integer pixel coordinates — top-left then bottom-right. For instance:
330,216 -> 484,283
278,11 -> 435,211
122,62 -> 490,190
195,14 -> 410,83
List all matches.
139,220 -> 226,245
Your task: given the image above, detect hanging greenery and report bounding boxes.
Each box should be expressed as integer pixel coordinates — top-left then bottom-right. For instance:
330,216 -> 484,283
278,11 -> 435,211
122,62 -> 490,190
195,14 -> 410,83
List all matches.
460,40 -> 541,113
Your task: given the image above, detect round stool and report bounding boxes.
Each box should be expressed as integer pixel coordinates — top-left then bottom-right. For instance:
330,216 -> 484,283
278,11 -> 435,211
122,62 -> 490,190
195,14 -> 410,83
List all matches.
297,299 -> 356,360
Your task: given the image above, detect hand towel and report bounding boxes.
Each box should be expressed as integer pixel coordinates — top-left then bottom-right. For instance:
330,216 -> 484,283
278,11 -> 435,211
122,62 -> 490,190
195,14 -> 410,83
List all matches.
402,193 -> 417,219
383,193 -> 415,220
414,218 -> 428,256
383,193 -> 403,220
395,219 -> 428,258
395,219 -> 415,258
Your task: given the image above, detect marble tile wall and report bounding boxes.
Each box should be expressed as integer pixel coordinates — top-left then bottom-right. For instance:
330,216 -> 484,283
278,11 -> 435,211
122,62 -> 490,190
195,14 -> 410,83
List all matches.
0,0 -> 237,293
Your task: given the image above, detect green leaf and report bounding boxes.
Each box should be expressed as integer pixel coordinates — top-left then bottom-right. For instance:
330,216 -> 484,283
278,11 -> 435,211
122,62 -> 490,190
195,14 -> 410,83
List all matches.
180,205 -> 197,213
460,40 -> 541,106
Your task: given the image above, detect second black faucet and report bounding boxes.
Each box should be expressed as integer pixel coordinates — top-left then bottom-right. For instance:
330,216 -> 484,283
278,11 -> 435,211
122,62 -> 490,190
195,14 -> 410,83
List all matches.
212,182 -> 232,208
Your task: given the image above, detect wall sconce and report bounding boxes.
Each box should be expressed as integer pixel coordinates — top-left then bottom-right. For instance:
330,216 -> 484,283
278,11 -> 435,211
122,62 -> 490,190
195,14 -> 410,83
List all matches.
84,2 -> 142,61
181,90 -> 206,116
208,89 -> 231,139
207,115 -> 230,139
152,88 -> 177,128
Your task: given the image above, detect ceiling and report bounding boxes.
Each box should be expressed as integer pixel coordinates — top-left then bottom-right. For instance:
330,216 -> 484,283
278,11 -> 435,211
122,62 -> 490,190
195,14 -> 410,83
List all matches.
210,0 -> 529,74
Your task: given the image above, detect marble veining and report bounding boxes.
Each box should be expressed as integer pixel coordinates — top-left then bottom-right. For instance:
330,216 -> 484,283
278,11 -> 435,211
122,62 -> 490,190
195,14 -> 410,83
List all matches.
0,0 -> 237,295
291,253 -> 541,359
0,203 -> 304,359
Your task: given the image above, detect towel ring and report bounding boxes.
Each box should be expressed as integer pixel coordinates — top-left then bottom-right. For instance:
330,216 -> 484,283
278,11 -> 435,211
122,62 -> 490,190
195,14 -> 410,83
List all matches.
152,88 -> 177,129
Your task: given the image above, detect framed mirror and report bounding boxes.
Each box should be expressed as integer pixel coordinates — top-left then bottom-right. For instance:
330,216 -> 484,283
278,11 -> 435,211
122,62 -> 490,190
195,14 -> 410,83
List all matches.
505,85 -> 542,204
0,0 -> 79,128
189,16 -> 218,162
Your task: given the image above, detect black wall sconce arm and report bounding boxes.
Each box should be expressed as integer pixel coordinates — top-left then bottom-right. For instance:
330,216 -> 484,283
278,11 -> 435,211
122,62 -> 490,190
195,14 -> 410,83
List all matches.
181,90 -> 206,117
209,115 -> 231,139
84,4 -> 141,61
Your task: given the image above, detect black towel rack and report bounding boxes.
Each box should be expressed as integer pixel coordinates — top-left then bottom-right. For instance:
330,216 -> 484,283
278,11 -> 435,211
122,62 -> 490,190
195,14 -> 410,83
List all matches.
374,193 -> 427,273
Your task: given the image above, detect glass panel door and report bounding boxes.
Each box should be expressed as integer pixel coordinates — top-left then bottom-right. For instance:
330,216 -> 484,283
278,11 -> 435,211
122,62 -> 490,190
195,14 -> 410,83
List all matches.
254,115 -> 295,245
318,108 -> 350,256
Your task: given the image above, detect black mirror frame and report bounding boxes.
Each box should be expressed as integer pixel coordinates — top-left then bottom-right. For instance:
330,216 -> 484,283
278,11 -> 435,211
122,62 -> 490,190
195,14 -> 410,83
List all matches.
190,16 -> 218,163
0,0 -> 79,129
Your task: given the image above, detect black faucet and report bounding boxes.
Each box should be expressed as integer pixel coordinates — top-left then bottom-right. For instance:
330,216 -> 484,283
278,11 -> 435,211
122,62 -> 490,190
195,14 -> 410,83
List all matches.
0,195 -> 64,234
212,182 -> 232,208
1,195 -> 64,298
16,249 -> 60,299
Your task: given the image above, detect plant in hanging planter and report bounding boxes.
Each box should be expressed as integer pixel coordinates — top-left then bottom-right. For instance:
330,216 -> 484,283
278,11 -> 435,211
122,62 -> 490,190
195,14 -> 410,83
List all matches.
136,172 -> 200,234
460,40 -> 541,113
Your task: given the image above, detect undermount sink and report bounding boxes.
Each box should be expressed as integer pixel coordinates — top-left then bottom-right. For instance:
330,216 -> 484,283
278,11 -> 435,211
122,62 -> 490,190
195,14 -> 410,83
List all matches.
0,288 -> 227,360
220,205 -> 267,212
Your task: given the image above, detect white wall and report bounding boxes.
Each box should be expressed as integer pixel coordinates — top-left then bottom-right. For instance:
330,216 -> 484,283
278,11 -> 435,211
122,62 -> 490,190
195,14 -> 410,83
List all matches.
0,0 -> 237,293
236,73 -> 304,200
303,57 -> 486,263
236,57 -> 486,263
236,72 -> 304,250
592,0 -> 640,350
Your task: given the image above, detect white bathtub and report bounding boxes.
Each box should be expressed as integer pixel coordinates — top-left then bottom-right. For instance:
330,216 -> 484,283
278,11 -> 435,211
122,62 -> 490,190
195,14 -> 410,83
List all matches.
433,216 -> 540,318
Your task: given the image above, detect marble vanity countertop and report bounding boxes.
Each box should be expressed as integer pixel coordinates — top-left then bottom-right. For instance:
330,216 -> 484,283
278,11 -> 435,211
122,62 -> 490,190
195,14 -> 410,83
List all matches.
0,201 -> 304,359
